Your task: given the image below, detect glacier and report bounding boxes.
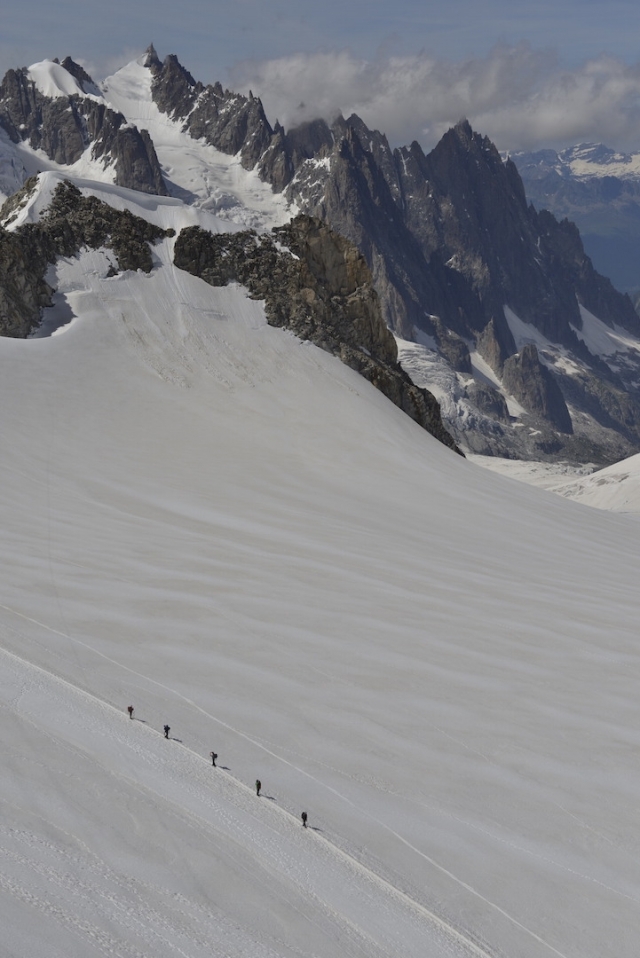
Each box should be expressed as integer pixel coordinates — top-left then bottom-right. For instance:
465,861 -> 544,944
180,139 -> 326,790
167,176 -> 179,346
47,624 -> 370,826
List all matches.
0,165 -> 639,957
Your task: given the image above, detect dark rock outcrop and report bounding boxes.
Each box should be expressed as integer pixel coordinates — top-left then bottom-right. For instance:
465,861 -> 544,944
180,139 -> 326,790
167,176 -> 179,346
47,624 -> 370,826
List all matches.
57,57 -> 99,95
465,382 -> 510,422
0,226 -> 53,337
0,179 -> 170,337
174,215 -> 460,452
502,344 -> 573,433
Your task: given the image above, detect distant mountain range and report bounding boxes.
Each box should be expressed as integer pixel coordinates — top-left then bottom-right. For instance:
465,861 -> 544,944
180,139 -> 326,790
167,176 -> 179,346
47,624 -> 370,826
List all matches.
2,47 -> 640,465
511,144 -> 640,295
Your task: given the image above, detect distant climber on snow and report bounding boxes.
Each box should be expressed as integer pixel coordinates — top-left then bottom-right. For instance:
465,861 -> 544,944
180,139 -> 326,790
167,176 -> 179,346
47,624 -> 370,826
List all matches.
301,811 -> 308,828
210,751 -> 218,766
255,779 -> 261,796
127,705 -> 134,719
164,724 -> 170,739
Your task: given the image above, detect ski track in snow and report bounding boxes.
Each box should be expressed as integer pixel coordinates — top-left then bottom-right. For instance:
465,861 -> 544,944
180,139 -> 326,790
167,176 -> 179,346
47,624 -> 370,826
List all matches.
4,591 -> 607,958
0,634 -> 491,958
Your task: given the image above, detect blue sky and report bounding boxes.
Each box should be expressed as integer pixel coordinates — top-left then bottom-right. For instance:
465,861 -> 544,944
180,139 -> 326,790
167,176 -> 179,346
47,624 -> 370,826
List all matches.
2,0 -> 640,151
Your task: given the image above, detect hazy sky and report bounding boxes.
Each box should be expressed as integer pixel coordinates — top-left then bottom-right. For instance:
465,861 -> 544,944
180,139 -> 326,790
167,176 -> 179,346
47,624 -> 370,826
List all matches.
2,0 -> 640,152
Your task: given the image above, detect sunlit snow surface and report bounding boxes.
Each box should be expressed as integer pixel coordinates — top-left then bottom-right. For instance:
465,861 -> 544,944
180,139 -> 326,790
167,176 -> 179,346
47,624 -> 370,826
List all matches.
27,59 -> 104,102
1,175 -> 640,958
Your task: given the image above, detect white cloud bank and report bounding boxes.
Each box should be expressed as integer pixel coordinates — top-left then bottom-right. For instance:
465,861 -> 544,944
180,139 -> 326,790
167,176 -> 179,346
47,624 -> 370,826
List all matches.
231,44 -> 640,153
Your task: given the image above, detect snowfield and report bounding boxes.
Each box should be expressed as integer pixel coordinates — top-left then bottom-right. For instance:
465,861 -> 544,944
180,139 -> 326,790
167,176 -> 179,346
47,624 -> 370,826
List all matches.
1,174 -> 640,958
468,453 -> 640,515
548,453 -> 640,513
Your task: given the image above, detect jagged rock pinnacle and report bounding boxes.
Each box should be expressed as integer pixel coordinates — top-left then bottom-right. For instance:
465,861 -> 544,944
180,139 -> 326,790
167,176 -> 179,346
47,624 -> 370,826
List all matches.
144,43 -> 161,70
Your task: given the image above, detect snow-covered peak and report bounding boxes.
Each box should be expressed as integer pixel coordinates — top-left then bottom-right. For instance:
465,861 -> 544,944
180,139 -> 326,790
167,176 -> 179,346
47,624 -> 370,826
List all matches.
511,142 -> 640,182
102,53 -> 294,230
562,142 -> 640,180
0,50 -> 294,231
101,55 -> 154,126
27,58 -> 104,103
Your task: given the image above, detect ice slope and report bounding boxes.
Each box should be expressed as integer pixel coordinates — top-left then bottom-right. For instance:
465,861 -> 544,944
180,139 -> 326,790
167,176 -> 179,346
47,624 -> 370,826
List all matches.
2,183 -> 640,956
5,169 -> 244,238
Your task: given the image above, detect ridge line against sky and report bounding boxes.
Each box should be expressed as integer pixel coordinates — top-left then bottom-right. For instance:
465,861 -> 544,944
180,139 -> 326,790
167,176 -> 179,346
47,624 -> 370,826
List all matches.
3,0 -> 640,152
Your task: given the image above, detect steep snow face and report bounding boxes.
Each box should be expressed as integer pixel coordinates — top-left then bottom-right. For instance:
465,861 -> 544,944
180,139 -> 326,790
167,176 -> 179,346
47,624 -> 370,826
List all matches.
573,304 -> 640,359
2,185 -> 640,957
0,130 -> 126,207
102,56 -> 294,229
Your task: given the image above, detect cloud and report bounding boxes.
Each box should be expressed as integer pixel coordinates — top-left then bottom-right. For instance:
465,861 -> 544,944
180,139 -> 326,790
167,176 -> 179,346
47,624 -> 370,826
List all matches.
230,45 -> 640,153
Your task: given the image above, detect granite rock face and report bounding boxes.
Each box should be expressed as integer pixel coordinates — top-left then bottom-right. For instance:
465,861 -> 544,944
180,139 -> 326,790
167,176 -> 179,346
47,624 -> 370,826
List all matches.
502,344 -> 573,433
173,215 -> 460,452
0,59 -> 167,195
146,46 -> 273,172
279,123 -> 640,461
0,225 -> 53,337
464,382 -> 510,422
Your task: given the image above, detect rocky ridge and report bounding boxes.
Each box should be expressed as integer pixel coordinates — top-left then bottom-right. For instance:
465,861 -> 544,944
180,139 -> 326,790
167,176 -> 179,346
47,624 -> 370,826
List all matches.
174,215 -> 459,451
0,58 -> 167,195
141,48 -> 640,463
0,179 -> 169,337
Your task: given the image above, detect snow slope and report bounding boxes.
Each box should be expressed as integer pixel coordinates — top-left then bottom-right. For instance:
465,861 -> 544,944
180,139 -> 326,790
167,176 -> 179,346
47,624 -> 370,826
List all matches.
2,179 -> 640,957
468,452 -> 640,515
27,59 -> 104,102
468,455 -> 596,490
547,452 -> 640,513
102,55 -> 294,229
